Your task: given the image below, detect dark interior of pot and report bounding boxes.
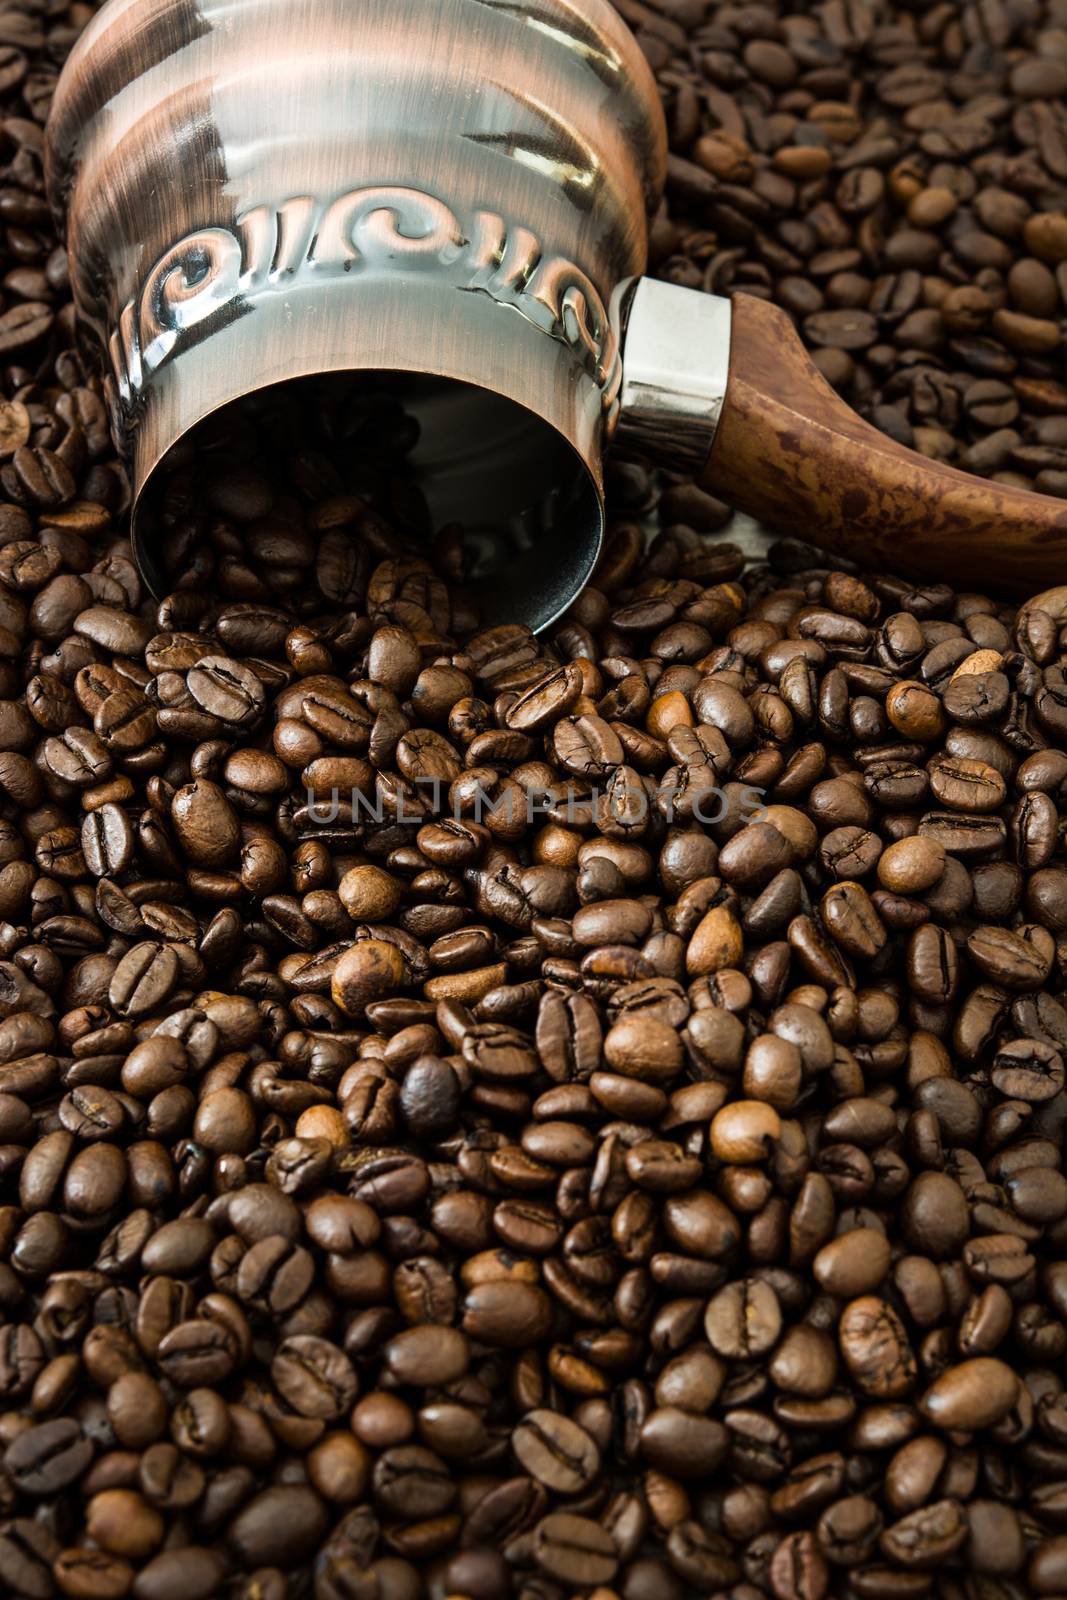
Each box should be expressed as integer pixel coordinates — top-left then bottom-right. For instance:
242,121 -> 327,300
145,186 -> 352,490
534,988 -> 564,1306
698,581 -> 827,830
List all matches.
134,373 -> 603,633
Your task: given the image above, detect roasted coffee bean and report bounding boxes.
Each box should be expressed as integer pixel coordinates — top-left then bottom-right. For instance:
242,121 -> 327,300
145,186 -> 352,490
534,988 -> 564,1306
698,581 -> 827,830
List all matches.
81,805 -> 134,878
227,1486 -> 329,1567
271,1334 -> 357,1420
383,1324 -> 469,1387
900,1172 -> 969,1260
108,945 -> 179,1019
462,1280 -> 552,1346
920,1357 -> 1020,1431
156,1320 -> 236,1387
991,1038 -> 1065,1102
187,656 -> 266,725
533,1511 -> 617,1586
705,1278 -> 782,1358
879,1499 -> 968,1568
839,1298 -> 917,1398
878,837 -> 945,895
4,1418 -> 92,1496
512,1409 -> 600,1492
134,1548 -> 226,1600
52,1548 -> 136,1599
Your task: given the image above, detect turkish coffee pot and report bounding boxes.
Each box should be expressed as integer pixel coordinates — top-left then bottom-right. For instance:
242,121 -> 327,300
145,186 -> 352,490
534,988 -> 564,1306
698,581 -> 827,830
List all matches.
45,0 -> 1067,629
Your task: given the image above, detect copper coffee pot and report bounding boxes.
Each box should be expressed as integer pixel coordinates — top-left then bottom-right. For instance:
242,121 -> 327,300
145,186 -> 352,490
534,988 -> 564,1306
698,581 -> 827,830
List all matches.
45,0 -> 1067,630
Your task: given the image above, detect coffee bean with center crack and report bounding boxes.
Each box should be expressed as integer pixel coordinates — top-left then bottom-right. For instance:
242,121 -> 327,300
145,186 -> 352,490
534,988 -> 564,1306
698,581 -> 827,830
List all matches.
4,1419 -> 92,1496
271,1335 -> 357,1420
839,1297 -> 917,1398
512,1408 -> 600,1493
705,1278 -> 782,1358
533,1512 -> 618,1586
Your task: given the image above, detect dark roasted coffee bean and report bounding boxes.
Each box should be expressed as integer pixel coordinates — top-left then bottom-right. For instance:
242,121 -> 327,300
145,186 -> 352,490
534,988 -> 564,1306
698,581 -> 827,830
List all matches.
187,656 -> 266,725
839,1297 -> 917,1398
533,1511 -> 617,1586
227,1486 -> 329,1567
271,1334 -> 357,1420
879,1498 -> 968,1567
991,1038 -> 1065,1102
920,1357 -> 1020,1431
4,1418 -> 92,1496
512,1409 -> 600,1493
705,1278 -> 782,1358
108,944 -> 179,1018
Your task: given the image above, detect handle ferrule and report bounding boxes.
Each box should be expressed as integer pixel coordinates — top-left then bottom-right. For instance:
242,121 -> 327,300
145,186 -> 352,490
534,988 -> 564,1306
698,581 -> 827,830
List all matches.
614,277 -> 732,473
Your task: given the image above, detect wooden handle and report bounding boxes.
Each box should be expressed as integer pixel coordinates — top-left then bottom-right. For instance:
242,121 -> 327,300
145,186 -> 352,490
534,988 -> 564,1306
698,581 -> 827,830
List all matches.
703,294 -> 1067,594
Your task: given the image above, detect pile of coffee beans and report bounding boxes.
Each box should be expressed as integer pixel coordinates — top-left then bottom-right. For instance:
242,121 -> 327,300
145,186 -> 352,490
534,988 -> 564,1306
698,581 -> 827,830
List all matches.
0,2 -> 1064,1600
633,0 -> 1067,499
7,375 -> 1060,1600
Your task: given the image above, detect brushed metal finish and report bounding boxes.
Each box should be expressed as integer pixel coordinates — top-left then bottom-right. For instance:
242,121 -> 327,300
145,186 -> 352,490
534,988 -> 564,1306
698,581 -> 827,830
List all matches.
614,278 -> 733,473
45,0 -> 667,630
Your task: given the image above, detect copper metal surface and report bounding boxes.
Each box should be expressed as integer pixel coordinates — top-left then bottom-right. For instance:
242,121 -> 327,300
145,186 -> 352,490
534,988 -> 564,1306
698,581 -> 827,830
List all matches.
45,0 -> 668,629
